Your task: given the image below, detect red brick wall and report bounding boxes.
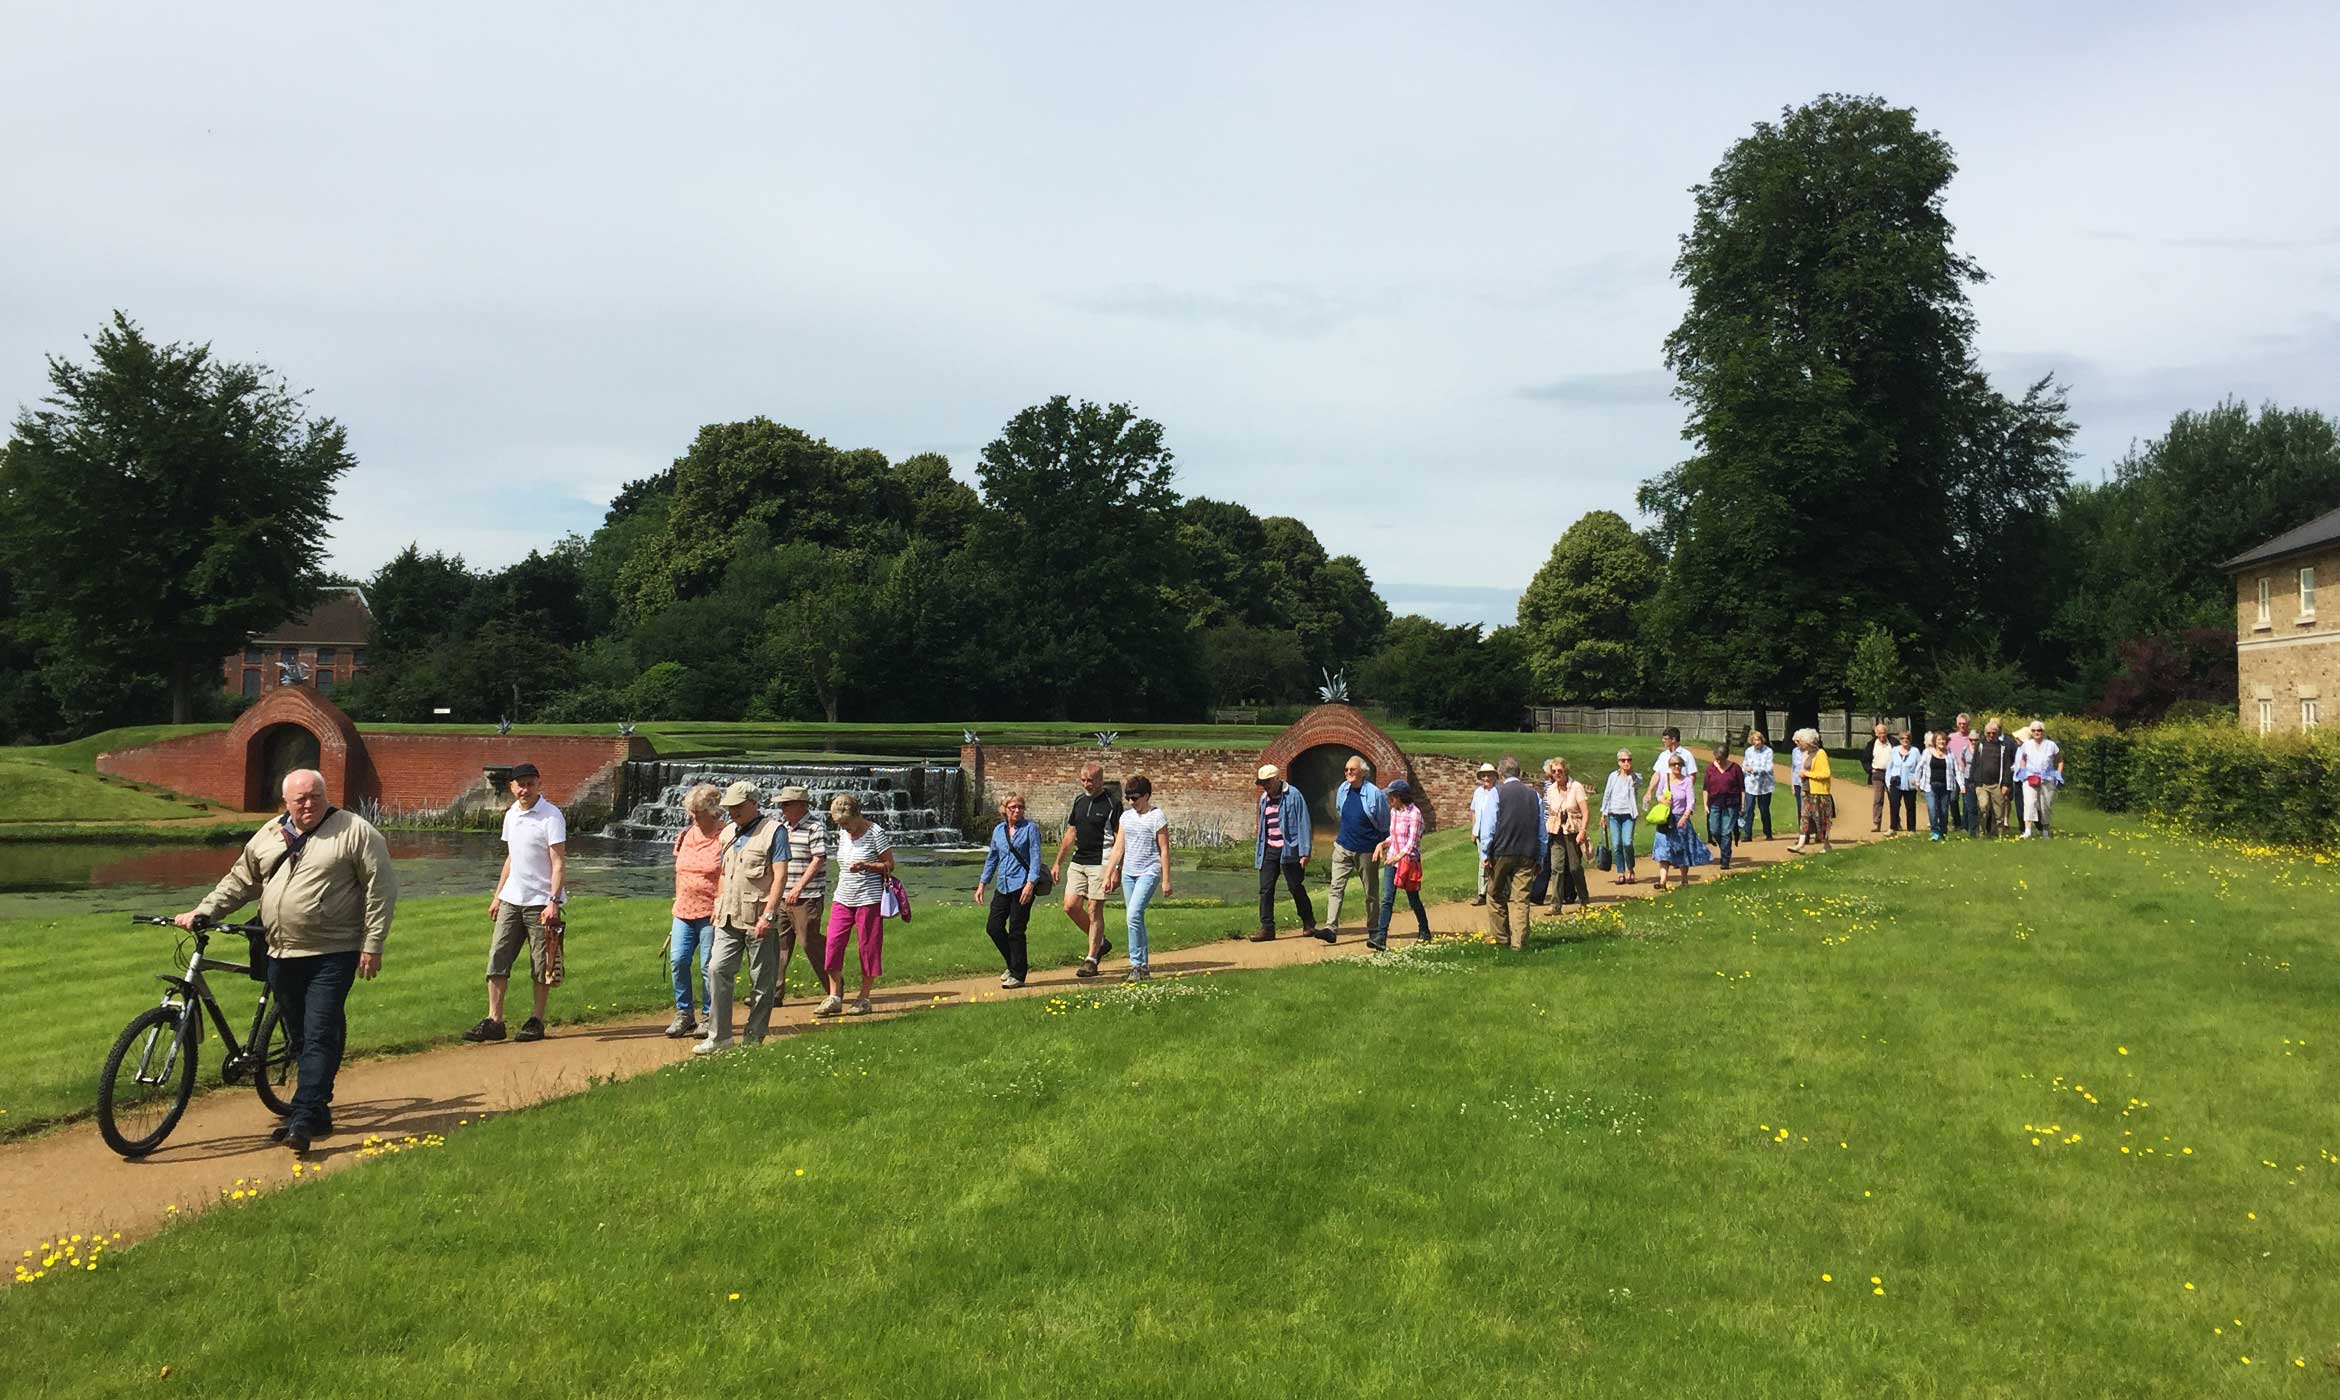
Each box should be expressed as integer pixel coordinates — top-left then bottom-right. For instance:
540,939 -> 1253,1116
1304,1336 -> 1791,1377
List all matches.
962,724 -> 1482,843
98,691 -> 646,819
362,733 -> 645,815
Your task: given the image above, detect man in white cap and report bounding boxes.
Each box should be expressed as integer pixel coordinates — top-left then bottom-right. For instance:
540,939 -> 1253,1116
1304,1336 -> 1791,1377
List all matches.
1467,763 -> 1499,905
698,780 -> 792,1053
1251,763 -> 1328,943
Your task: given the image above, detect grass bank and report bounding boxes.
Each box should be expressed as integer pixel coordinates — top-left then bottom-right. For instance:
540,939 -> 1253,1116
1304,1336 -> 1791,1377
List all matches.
3,811 -> 2334,1394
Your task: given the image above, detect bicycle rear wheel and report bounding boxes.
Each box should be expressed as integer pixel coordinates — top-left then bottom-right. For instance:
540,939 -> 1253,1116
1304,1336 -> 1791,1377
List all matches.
254,1003 -> 299,1117
98,1005 -> 197,1158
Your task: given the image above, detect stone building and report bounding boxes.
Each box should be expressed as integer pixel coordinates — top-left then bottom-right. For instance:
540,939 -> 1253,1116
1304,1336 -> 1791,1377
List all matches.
2223,504 -> 2340,735
219,586 -> 375,701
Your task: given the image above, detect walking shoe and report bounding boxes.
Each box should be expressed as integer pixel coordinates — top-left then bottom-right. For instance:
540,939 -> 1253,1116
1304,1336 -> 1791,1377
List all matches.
1001,976 -> 1025,989
283,1128 -> 311,1156
848,996 -> 874,1016
1308,928 -> 1336,944
270,1120 -> 332,1143
1097,939 -> 1113,963
999,972 -> 1016,987
1366,941 -> 1387,953
1469,895 -> 1486,907
1415,931 -> 1432,944
513,1017 -> 546,1042
1121,968 -> 1151,983
1076,957 -> 1100,978
1248,929 -> 1276,942
690,1037 -> 730,1056
664,1014 -> 697,1038
462,1017 -> 505,1043
812,995 -> 845,1017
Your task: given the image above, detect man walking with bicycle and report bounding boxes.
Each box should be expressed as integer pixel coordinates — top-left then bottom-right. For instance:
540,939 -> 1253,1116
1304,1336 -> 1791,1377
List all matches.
177,768 -> 396,1155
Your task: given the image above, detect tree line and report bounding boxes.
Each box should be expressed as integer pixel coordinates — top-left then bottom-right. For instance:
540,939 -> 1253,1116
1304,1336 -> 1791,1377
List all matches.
8,95 -> 2336,742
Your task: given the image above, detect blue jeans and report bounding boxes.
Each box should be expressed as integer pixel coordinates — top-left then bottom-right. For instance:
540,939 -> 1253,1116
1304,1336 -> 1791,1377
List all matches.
1707,805 -> 1737,869
1606,815 -> 1636,874
1374,861 -> 1430,944
267,949 -> 358,1135
1926,786 -> 1952,837
1960,783 -> 1978,836
1739,791 -> 1773,839
1122,872 -> 1160,971
669,916 -> 713,1014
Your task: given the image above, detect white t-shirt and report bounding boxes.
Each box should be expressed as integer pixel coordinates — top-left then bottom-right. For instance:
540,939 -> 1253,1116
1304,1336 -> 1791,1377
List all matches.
498,798 -> 568,905
831,822 -> 893,908
2018,738 -> 2061,776
1118,806 -> 1168,879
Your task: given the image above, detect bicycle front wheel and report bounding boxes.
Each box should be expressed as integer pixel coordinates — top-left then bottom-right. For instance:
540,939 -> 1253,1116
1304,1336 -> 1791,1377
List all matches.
98,1005 -> 198,1158
253,1002 -> 300,1117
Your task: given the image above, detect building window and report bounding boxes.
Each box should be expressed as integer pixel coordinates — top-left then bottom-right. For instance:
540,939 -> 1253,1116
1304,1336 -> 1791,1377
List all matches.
242,669 -> 261,699
317,671 -> 335,695
2257,699 -> 2274,735
244,644 -> 264,664
316,646 -> 337,667
2307,698 -> 2323,731
2301,567 -> 2318,621
352,647 -> 367,669
2256,577 -> 2272,627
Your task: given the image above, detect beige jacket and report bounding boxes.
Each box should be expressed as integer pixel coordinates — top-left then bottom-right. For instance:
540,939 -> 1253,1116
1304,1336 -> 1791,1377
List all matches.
713,815 -> 786,929
197,808 -> 397,958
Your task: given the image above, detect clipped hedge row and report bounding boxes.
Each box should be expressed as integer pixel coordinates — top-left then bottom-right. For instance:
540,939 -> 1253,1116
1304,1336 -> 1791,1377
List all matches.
2067,720 -> 2340,847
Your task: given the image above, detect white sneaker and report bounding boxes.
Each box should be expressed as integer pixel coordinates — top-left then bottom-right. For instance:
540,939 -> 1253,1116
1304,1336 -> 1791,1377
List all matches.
999,972 -> 1016,987
1001,976 -> 1025,989
812,995 -> 844,1018
691,1038 -> 730,1056
848,996 -> 874,1016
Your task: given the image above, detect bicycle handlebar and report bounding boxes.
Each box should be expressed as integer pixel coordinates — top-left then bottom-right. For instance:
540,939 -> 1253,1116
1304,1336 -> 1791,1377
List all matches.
131,914 -> 266,936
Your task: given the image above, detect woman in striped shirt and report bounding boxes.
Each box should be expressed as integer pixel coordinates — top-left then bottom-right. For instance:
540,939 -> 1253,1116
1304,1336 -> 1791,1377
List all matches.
1371,780 -> 1431,949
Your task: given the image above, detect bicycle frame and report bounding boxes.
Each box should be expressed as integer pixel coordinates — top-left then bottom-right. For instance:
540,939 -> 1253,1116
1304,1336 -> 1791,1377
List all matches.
137,926 -> 271,1083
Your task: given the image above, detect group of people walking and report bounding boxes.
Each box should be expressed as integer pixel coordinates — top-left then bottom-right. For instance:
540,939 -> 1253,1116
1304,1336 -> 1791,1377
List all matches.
172,714 -> 2074,1157
1862,714 -> 2067,840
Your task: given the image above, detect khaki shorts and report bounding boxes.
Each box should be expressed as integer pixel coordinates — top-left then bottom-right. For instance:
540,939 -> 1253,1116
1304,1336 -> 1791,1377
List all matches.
1062,862 -> 1108,902
488,902 -> 558,985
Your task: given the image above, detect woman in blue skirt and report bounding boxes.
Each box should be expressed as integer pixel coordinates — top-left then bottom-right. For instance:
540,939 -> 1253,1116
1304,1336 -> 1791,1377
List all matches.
1648,750 -> 1712,891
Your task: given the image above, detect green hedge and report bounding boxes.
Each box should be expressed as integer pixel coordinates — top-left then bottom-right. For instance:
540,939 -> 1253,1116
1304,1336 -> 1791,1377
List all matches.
2070,720 -> 2340,846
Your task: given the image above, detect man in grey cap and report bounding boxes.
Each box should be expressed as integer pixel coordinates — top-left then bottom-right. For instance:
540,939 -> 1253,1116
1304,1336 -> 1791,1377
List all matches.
697,780 -> 793,1053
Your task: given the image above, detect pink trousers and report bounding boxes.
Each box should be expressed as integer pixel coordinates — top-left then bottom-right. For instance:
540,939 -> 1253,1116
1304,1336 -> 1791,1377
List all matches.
821,901 -> 883,980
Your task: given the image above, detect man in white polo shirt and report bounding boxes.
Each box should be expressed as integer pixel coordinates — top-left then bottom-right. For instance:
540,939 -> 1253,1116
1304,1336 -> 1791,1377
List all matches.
466,761 -> 567,1044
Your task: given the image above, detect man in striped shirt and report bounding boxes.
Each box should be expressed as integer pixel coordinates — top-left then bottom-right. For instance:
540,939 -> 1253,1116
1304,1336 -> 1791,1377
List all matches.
773,785 -> 829,984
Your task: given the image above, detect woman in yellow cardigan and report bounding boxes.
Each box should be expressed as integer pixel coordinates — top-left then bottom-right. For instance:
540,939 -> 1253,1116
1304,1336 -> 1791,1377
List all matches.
1794,728 -> 1835,855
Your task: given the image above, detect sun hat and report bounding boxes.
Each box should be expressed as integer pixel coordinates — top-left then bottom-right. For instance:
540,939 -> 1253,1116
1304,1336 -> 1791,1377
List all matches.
1256,764 -> 1279,781
1476,762 -> 1497,774
774,784 -> 811,804
508,762 -> 540,781
720,780 -> 758,807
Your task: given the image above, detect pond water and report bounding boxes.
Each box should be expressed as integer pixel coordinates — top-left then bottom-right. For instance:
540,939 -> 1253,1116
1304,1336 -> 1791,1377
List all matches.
0,831 -> 1259,921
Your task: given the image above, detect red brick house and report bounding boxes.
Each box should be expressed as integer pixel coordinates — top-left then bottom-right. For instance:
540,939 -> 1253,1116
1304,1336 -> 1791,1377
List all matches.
220,586 -> 375,701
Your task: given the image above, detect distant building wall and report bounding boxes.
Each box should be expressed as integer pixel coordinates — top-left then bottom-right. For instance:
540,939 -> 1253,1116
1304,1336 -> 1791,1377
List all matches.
2234,542 -> 2340,734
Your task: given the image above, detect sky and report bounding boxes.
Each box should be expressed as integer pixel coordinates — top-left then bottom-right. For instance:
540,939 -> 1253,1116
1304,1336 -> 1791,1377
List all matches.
4,1 -> 2336,628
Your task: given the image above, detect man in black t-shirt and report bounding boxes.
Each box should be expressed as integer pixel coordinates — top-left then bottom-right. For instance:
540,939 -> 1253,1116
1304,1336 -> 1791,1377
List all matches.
1052,762 -> 1123,978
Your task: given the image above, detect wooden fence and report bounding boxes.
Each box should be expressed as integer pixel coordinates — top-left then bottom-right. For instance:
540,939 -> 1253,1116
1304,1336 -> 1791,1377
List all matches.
1527,706 -> 1914,749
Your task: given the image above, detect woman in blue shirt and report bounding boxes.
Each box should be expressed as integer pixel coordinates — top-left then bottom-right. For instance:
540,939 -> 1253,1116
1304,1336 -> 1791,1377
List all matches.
973,792 -> 1044,988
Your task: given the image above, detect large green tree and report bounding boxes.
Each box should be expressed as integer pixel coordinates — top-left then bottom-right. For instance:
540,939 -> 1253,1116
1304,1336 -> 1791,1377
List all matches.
1515,510 -> 1663,704
970,396 -> 1200,718
1638,96 -> 2029,721
0,313 -> 351,723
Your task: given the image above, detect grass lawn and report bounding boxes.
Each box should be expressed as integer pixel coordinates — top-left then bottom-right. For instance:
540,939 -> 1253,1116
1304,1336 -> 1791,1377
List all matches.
5,811 -> 2335,1394
0,758 -> 216,825
0,833 -> 1491,1142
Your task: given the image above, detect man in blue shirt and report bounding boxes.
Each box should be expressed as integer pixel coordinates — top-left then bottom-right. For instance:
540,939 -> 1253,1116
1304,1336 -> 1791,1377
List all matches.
1467,763 -> 1499,905
1250,763 -> 1329,944
1322,755 -> 1388,942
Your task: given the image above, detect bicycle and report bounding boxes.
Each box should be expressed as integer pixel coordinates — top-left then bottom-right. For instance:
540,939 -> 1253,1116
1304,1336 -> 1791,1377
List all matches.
97,915 -> 299,1158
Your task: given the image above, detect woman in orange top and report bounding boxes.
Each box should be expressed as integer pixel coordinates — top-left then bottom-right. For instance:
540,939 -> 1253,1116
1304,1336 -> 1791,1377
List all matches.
667,783 -> 726,1038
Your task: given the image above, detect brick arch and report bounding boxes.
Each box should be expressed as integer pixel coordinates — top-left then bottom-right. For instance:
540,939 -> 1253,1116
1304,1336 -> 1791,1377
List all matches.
226,686 -> 371,811
1258,705 -> 1411,793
